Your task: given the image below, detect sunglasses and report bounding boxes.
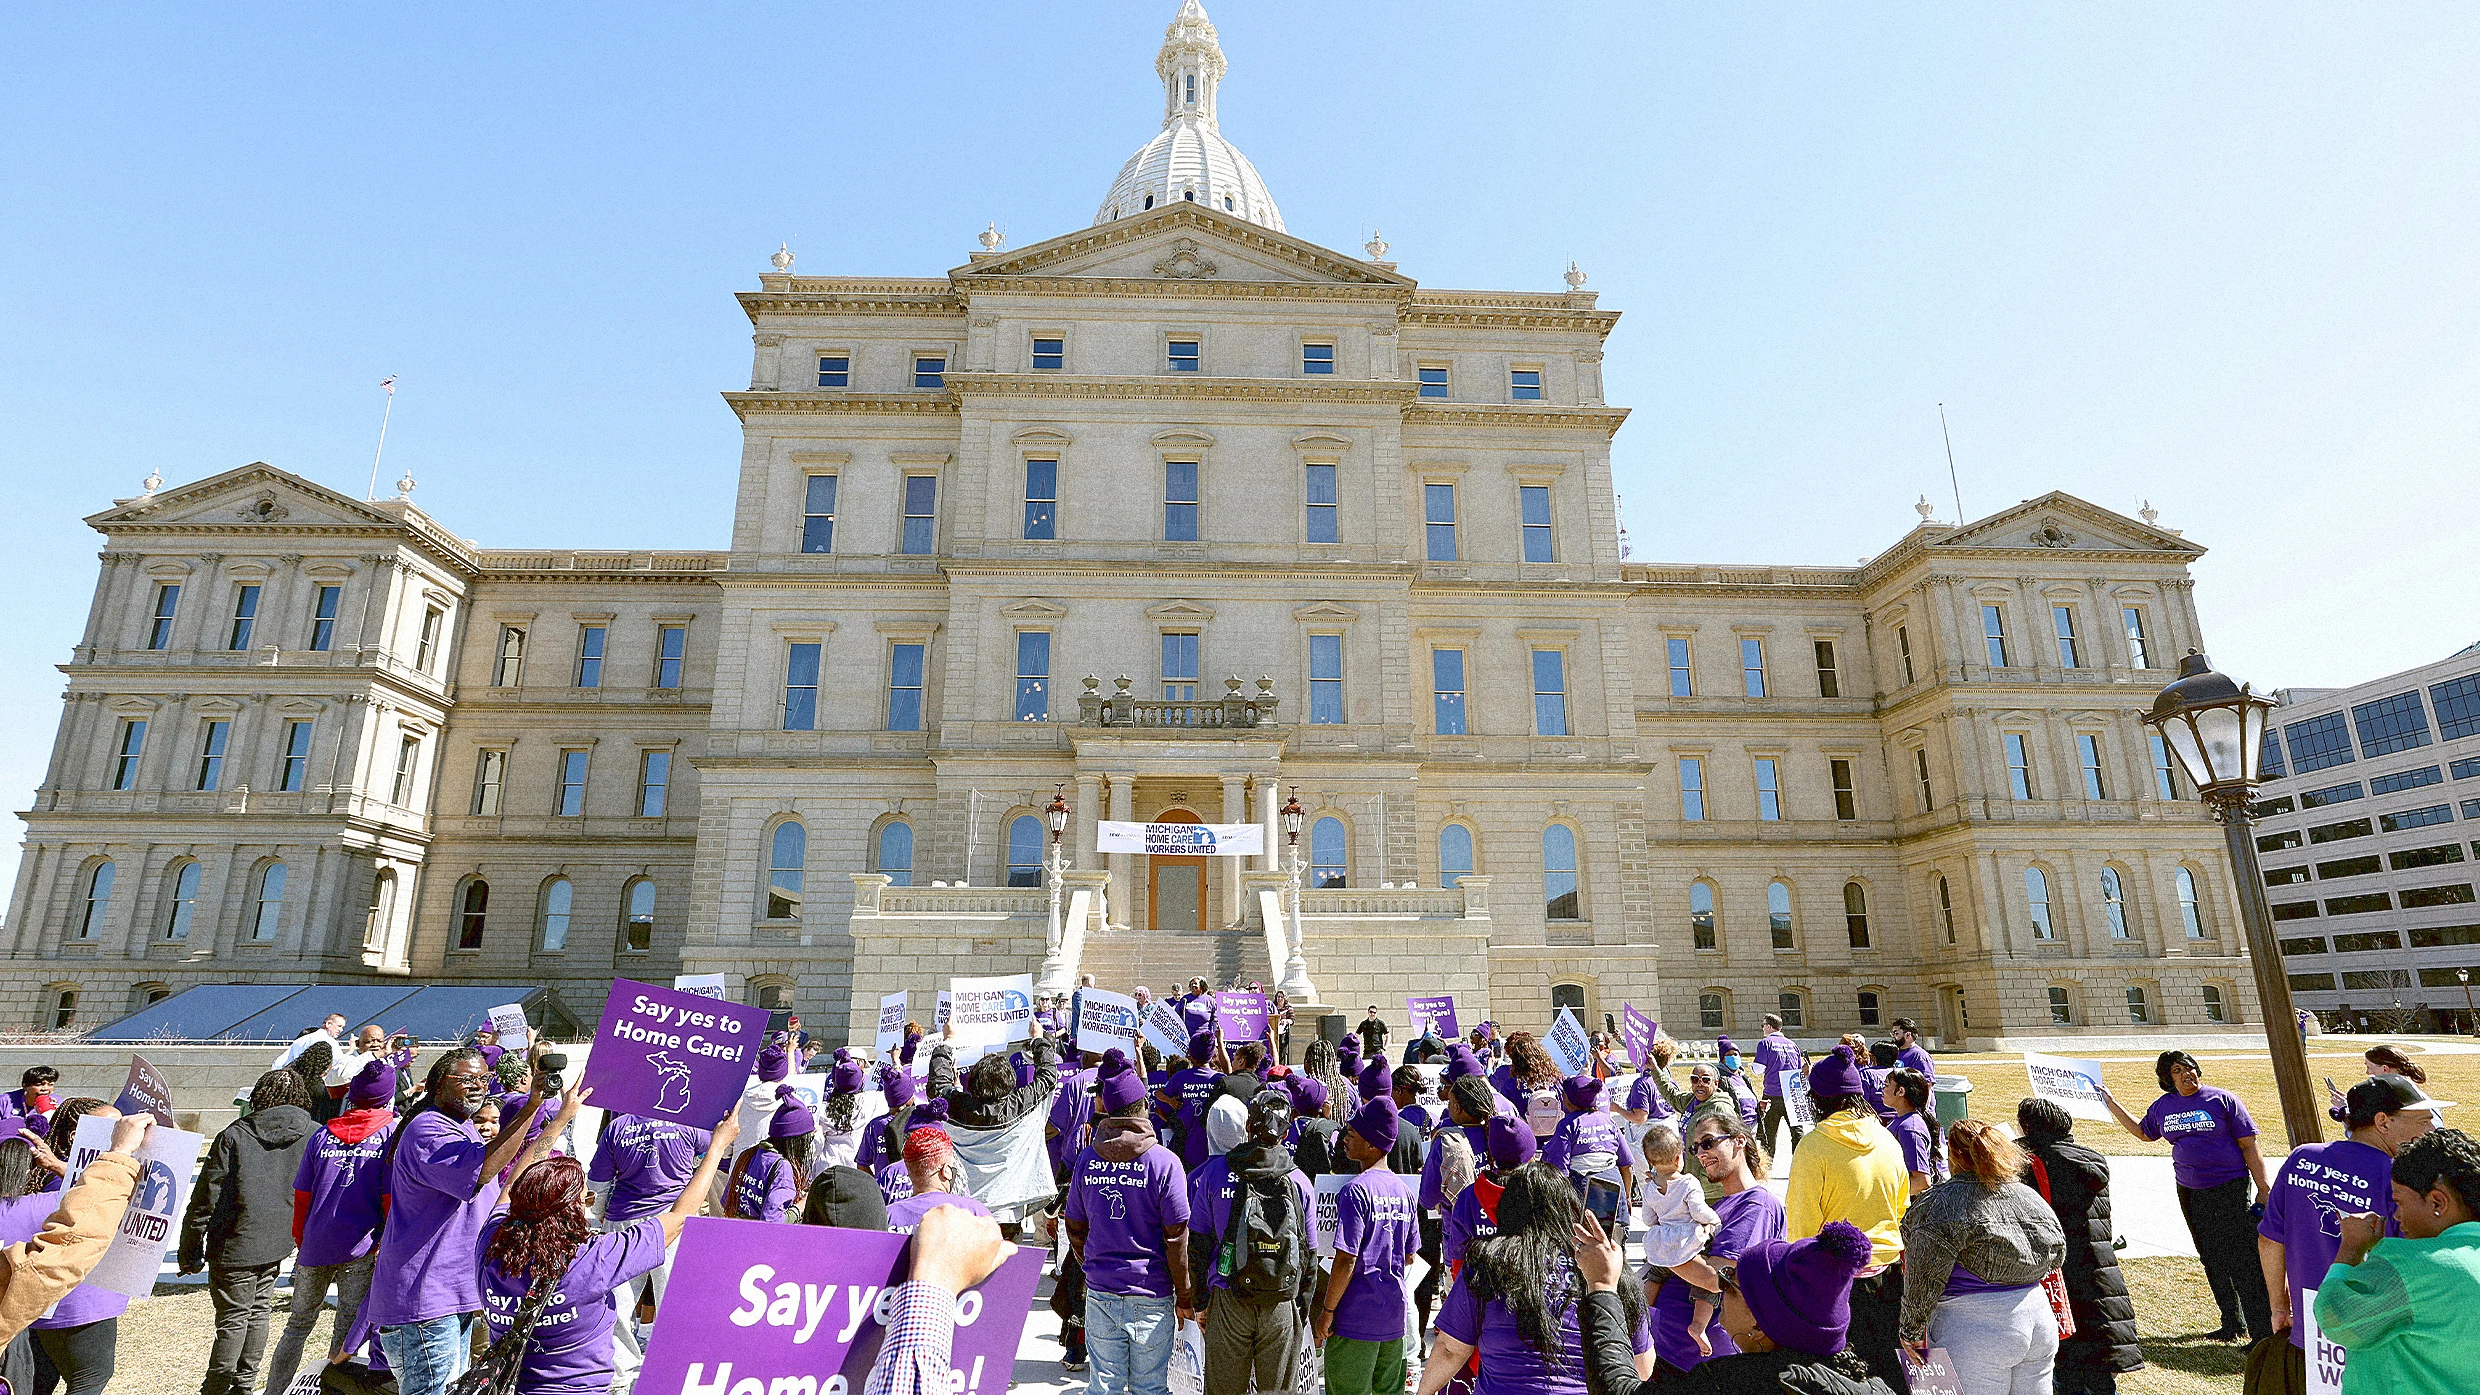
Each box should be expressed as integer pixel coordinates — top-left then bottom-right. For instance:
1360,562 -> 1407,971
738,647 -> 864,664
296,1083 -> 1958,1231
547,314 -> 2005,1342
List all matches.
1690,1135 -> 1731,1154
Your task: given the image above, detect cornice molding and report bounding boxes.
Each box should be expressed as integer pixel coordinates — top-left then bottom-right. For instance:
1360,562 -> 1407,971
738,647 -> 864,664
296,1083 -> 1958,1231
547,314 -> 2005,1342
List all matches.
738,285 -> 964,322
950,373 -> 1417,406
723,392 -> 962,421
1404,404 -> 1631,436
955,275 -> 1406,305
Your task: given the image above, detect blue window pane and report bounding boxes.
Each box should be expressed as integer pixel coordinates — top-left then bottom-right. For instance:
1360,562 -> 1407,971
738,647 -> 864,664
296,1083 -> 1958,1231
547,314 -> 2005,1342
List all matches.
1023,459 -> 1057,540
1510,369 -> 1542,400
1440,824 -> 1474,886
878,822 -> 913,886
913,357 -> 945,388
1311,817 -> 1347,888
1309,633 -> 1342,680
1533,649 -> 1567,736
891,643 -> 924,688
816,355 -> 848,387
888,642 -> 925,732
1305,462 -> 1337,506
1165,461 -> 1199,541
2432,674 -> 2480,741
1424,483 -> 1458,561
2260,726 -> 2288,779
1433,649 -> 1467,735
1520,485 -> 1554,562
1168,341 -> 1200,371
1015,631 -> 1050,722
1302,343 -> 1334,374
1309,634 -> 1343,725
1305,462 -> 1338,543
2285,712 -> 2356,774
2353,690 -> 2433,757
1418,366 -> 1448,398
1032,339 -> 1064,370
1668,638 -> 1693,696
1007,814 -> 1044,887
1543,824 -> 1578,919
901,475 -> 937,554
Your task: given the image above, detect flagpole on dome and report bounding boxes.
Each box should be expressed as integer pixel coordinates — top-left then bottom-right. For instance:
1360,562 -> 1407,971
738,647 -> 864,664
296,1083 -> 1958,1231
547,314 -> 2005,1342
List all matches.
365,375 -> 398,500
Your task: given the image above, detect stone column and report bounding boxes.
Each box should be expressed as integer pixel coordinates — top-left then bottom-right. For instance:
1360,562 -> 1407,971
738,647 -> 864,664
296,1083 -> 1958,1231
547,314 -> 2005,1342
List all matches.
1106,775 -> 1134,932
1221,775 -> 1248,927
1259,778 -> 1281,873
1073,773 -> 1103,871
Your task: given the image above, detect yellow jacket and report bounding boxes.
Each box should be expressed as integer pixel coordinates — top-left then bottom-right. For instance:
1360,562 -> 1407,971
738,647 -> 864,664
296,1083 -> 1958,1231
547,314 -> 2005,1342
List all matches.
0,1153 -> 141,1343
1786,1108 -> 1909,1267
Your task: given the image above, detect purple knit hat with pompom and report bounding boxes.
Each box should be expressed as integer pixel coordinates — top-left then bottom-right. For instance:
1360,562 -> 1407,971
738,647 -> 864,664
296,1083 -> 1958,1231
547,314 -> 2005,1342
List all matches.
1734,1220 -> 1872,1356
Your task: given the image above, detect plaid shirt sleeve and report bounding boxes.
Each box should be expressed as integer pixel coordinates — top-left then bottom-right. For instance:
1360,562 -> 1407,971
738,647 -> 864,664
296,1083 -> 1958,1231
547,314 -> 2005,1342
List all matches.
862,1282 -> 958,1395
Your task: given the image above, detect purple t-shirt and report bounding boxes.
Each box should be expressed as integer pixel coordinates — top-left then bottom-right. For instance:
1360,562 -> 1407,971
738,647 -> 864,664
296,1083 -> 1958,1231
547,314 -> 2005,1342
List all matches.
884,1190 -> 992,1234
363,1109 -> 502,1327
1049,1068 -> 1097,1172
2141,1086 -> 2257,1190
1186,1154 -> 1316,1292
295,1116 -> 398,1267
1331,1167 -> 1419,1342
1163,1068 -> 1222,1170
1752,1034 -> 1803,1098
1889,1112 -> 1933,1179
1420,1124 -> 1490,1211
1064,1140 -> 1191,1298
1897,1044 -> 1935,1080
1626,1073 -> 1674,1122
0,1194 -> 53,1247
1652,1186 -> 1784,1370
1438,1260 -> 1652,1395
1443,1175 -> 1501,1269
1543,1109 -> 1637,1180
877,1161 -> 912,1205
1861,1067 -> 1894,1123
2259,1138 -> 2399,1349
730,1149 -> 796,1222
594,1115 -> 714,1222
479,1216 -> 666,1395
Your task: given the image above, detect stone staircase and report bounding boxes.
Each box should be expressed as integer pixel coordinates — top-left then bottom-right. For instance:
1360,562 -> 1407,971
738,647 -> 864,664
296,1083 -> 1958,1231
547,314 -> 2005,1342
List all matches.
1079,922 -> 1275,997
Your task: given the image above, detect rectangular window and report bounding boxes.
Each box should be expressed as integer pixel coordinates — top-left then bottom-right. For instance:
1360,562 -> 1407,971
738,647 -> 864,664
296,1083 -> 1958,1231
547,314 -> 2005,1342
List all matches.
2308,818 -> 2374,844
912,354 -> 945,389
2079,734 -> 2108,800
2411,925 -> 2480,949
2259,829 -> 2304,852
2372,766 -> 2444,796
1813,641 -> 1840,697
2285,712 -> 2356,773
2394,844 -> 2468,872
654,625 -> 686,688
901,475 -> 937,555
1167,338 -> 1200,372
1668,638 -> 1693,697
1163,461 -> 1199,542
574,625 -> 605,688
1417,364 -> 1449,398
2281,934 -> 2329,954
2301,781 -> 2365,809
1699,994 -> 1724,1028
887,643 -> 925,732
2333,931 -> 2403,953
2433,674 -> 2480,741
1754,757 -> 1781,820
1740,638 -> 1767,697
2126,987 -> 2150,1024
308,585 -> 340,652
1022,459 -> 1058,540
2288,972 -> 2337,992
1301,342 -> 1334,375
406,606 -> 439,672
392,736 -> 421,807
1509,367 -> 1542,400
1897,625 -> 1916,684
112,719 -> 146,790
494,627 -> 525,686
146,583 -> 180,649
195,719 -> 228,791
279,720 -> 312,793
1423,482 -> 1459,561
1830,759 -> 1857,820
1304,462 -> 1338,543
638,750 -> 670,817
1015,631 -> 1051,722
815,354 -> 849,388
2272,901 -> 2321,921
2451,758 -> 2480,782
2122,607 -> 2151,668
2265,866 -> 2311,885
1858,991 -> 1882,1027
2401,884 -> 2476,910
228,584 -> 260,650
2005,733 -> 2035,800
1981,605 -> 2009,668
2326,893 -> 2393,916
2152,732 -> 2180,799
801,474 -> 837,553
555,749 -> 588,816
2381,805 -> 2455,833
1531,649 -> 1568,736
2048,988 -> 2072,1025
2253,797 -> 2296,817
1432,649 -> 1467,735
1160,631 -> 1199,701
782,642 -> 820,730
2262,727 -> 2288,779
2317,855 -> 2382,879
1916,748 -> 1935,811
1518,485 -> 1555,562
1031,336 -> 1064,371
473,749 -> 505,815
2354,691 -> 2433,757
1778,994 -> 1805,1028
2053,606 -> 2081,668
1680,757 -> 1706,821
1308,634 -> 1344,725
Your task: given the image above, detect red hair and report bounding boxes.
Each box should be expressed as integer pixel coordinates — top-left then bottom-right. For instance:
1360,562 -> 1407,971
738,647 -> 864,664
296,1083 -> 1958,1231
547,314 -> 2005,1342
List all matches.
483,1155 -> 592,1283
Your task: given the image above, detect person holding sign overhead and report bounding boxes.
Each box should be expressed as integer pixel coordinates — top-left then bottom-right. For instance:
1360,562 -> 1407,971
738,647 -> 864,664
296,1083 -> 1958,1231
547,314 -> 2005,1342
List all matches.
0,1109 -> 155,1345
2096,1051 -> 2273,1344
29,1097 -> 139,1395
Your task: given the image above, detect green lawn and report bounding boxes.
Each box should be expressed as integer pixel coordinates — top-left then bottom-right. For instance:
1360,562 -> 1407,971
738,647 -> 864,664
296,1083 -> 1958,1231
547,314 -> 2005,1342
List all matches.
2121,1255 -> 2252,1393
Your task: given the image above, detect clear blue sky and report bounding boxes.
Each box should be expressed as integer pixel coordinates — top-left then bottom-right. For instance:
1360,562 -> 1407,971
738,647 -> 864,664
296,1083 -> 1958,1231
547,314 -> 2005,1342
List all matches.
4,3 -> 2476,902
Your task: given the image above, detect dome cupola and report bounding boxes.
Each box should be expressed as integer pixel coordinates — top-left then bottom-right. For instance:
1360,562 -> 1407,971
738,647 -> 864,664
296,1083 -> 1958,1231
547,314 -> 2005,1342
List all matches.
1094,1 -> 1283,232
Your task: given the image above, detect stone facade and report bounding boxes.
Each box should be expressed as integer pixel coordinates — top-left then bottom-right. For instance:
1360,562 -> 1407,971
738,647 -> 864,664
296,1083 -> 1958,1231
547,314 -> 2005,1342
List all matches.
2,3 -> 2263,1049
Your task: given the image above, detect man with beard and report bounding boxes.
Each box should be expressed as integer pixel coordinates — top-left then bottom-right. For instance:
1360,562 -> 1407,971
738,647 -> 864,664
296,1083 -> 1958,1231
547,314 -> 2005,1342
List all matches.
1186,1091 -> 1317,1392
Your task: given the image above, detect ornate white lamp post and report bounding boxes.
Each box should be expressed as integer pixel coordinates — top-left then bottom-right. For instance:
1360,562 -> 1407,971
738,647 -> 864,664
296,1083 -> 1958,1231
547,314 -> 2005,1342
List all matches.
1037,784 -> 1074,992
1277,787 -> 1315,998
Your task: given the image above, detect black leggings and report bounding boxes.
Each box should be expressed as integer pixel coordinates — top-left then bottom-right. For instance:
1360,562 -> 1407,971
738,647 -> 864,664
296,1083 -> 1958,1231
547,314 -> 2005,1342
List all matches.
2179,1176 -> 2274,1339
32,1318 -> 117,1395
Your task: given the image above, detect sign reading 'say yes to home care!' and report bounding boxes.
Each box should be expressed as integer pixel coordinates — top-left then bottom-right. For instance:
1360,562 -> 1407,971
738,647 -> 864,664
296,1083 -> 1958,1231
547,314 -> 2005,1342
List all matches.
582,979 -> 765,1131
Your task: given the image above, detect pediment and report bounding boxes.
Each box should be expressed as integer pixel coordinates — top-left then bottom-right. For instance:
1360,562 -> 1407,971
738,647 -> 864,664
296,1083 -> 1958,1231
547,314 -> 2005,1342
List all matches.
89,463 -> 399,532
953,205 -> 1413,290
1930,493 -> 2203,558
999,598 -> 1069,621
1145,599 -> 1218,623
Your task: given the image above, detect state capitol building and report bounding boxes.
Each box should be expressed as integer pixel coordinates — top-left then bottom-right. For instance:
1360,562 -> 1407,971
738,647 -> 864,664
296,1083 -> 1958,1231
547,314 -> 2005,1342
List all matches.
4,3 -> 2258,1047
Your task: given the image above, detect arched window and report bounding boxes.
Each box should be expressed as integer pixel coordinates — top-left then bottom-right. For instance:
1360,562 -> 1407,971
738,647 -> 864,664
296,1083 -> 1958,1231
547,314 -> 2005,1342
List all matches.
2101,867 -> 2130,939
1551,983 -> 1587,1014
1690,882 -> 1717,950
130,982 -> 170,1011
251,861 -> 287,942
2047,985 -> 2073,1024
363,868 -> 396,952
752,978 -> 792,1011
1936,874 -> 1957,945
1768,880 -> 1795,949
457,879 -> 489,949
77,861 -> 114,940
1439,824 -> 1475,888
1856,987 -> 1884,1027
2201,982 -> 2231,1024
1311,817 -> 1347,888
1843,882 -> 1871,948
2025,867 -> 2055,940
163,861 -> 201,942
50,987 -> 78,1030
539,877 -> 573,952
1006,814 -> 1044,887
766,820 -> 805,920
2176,867 -> 2204,938
1698,990 -> 1726,1030
1543,825 -> 1579,920
877,821 -> 914,887
1777,990 -> 1806,1029
622,878 -> 655,953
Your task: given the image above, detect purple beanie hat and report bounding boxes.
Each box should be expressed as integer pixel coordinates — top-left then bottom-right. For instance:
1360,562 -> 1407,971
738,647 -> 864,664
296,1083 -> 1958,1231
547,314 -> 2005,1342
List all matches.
1349,1096 -> 1400,1153
1807,1044 -> 1865,1101
348,1059 -> 397,1108
911,1097 -> 952,1127
1097,1056 -> 1146,1113
1714,1035 -> 1738,1057
769,1083 -> 816,1139
828,1057 -> 868,1096
1337,1033 -> 1362,1066
1444,1046 -> 1484,1082
1484,1116 -> 1538,1170
1187,1031 -> 1218,1067
1561,1074 -> 1604,1111
1735,1221 -> 1872,1357
1358,1057 -> 1392,1100
880,1064 -> 916,1107
1291,1076 -> 1330,1116
757,1035 -> 791,1084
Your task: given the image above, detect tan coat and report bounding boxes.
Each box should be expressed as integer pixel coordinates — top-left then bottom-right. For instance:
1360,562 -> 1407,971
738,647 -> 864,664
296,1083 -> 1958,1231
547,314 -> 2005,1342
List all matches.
0,1153 -> 141,1342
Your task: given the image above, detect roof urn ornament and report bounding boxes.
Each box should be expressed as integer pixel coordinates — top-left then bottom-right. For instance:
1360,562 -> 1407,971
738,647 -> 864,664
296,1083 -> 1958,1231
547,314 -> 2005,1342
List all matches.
394,469 -> 417,502
140,469 -> 163,499
1915,495 -> 1936,521
1564,260 -> 1588,291
2139,499 -> 2160,526
770,243 -> 794,274
979,222 -> 1004,252
1364,230 -> 1389,261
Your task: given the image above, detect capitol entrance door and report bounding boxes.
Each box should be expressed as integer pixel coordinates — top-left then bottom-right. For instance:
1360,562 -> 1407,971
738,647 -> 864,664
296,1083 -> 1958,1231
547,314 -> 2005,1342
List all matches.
1149,808 -> 1206,934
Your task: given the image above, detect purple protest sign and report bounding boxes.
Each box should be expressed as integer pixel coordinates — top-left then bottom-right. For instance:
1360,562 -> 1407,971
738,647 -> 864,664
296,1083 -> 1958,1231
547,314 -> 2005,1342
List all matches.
639,1215 -> 1043,1394
115,1054 -> 176,1127
581,979 -> 764,1130
1405,995 -> 1459,1040
1621,1004 -> 1660,1065
1215,990 -> 1269,1043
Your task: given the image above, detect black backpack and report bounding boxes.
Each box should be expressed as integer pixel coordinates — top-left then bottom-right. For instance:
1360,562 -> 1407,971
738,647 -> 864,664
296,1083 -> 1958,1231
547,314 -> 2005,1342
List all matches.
1219,1172 -> 1308,1300
1292,1117 -> 1341,1178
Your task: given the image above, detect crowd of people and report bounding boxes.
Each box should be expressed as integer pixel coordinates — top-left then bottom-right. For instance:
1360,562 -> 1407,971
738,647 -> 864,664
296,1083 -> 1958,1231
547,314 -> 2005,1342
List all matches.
2,998 -> 2478,1394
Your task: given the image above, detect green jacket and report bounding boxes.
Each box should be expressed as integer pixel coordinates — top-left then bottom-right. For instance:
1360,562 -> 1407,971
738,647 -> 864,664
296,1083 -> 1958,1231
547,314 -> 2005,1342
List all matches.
2313,1221 -> 2480,1395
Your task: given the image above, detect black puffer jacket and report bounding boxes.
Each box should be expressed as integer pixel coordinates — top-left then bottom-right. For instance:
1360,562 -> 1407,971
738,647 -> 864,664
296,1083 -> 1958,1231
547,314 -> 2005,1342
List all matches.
928,1036 -> 1061,1130
2025,1137 -> 2144,1375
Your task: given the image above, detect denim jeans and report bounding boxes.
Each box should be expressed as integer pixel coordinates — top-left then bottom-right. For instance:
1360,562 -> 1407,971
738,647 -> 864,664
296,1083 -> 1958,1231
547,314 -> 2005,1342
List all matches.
261,1257 -> 374,1395
202,1260 -> 283,1395
1086,1288 -> 1175,1395
376,1314 -> 471,1395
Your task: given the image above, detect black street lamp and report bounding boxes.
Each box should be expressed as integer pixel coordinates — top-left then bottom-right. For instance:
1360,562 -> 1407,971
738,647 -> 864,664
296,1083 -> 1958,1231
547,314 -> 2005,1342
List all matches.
2145,650 -> 2324,1147
2460,969 -> 2476,1037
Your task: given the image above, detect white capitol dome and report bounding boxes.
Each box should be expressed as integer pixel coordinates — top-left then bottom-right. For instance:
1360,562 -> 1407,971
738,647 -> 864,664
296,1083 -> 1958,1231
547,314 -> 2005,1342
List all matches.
1094,1 -> 1285,233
